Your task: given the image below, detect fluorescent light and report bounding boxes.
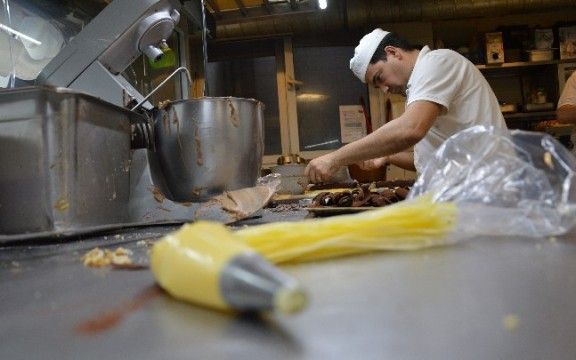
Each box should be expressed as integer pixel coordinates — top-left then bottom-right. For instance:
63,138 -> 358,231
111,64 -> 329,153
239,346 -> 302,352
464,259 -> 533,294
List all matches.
296,93 -> 329,102
318,0 -> 327,10
0,23 -> 42,46
304,139 -> 339,149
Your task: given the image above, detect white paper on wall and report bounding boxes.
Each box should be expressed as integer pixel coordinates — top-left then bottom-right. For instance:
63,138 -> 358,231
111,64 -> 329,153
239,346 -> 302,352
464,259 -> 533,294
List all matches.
339,105 -> 366,143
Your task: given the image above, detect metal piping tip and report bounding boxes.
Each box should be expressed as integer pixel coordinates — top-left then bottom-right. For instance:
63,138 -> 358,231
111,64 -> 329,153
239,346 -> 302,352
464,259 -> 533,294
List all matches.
220,252 -> 308,314
274,283 -> 308,315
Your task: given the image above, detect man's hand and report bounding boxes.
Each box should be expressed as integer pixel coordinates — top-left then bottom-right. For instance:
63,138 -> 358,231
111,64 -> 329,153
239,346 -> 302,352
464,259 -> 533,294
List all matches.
356,157 -> 388,170
305,154 -> 340,184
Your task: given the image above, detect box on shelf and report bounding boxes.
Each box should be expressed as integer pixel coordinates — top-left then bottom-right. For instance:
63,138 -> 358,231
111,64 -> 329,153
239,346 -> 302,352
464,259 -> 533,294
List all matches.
528,49 -> 553,62
534,28 -> 554,50
525,102 -> 554,112
486,32 -> 505,64
559,26 -> 576,60
499,103 -> 517,113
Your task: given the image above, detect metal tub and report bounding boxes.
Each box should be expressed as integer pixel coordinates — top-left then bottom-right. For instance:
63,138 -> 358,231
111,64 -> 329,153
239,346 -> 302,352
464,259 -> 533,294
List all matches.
151,97 -> 264,201
0,87 -> 140,236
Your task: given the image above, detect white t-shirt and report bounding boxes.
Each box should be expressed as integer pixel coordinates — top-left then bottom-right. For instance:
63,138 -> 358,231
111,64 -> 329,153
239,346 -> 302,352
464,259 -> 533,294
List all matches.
558,72 -> 576,107
406,46 -> 507,173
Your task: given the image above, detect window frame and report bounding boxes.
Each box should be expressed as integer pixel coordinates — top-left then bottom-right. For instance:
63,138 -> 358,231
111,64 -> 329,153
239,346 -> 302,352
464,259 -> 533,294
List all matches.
193,35 -> 388,168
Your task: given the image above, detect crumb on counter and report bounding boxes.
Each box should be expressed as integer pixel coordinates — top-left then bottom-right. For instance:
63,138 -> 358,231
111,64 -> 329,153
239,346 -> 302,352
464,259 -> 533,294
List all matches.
503,314 -> 520,332
81,247 -> 133,268
548,236 -> 557,244
136,240 -> 154,248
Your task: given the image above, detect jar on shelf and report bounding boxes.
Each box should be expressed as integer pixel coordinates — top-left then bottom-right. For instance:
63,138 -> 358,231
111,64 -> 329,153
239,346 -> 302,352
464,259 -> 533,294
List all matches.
533,88 -> 547,104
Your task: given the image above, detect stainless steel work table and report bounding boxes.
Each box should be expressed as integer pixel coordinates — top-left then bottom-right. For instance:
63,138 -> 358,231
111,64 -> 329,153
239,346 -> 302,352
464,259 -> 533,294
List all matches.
2,208 -> 576,360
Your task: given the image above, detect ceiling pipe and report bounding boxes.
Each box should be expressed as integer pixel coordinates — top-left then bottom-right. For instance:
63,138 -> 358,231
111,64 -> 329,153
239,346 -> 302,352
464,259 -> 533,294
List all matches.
347,0 -> 576,28
215,0 -> 346,39
213,0 -> 575,40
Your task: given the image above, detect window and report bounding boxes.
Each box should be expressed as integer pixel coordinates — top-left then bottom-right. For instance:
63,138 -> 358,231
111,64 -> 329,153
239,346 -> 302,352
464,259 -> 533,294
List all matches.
0,0 -> 104,88
206,56 -> 281,155
293,46 -> 369,152
205,39 -> 284,162
202,38 -> 374,167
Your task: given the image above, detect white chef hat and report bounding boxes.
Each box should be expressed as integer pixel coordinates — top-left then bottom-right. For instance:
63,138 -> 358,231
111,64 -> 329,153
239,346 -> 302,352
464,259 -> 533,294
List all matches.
350,28 -> 389,83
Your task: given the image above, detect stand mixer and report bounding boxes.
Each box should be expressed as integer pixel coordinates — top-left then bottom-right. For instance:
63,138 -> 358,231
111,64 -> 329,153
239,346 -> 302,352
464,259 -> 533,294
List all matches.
39,0 -> 182,109
0,0 -> 266,239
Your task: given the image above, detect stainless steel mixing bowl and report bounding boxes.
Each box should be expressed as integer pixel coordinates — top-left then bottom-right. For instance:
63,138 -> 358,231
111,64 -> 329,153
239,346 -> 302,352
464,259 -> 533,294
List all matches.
151,97 -> 264,201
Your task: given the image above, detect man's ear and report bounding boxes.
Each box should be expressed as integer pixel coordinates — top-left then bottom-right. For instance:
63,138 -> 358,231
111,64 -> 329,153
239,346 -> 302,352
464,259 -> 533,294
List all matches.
384,46 -> 400,60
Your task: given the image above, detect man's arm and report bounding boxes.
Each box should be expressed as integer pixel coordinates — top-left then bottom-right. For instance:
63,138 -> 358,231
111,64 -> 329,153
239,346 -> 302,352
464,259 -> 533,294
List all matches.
305,100 -> 441,183
557,104 -> 576,124
357,151 -> 416,172
387,152 -> 415,171
557,72 -> 576,124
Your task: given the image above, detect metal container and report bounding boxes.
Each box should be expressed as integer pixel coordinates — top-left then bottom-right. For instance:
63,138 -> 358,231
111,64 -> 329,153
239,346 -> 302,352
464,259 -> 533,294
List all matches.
271,164 -> 309,195
151,97 -> 264,201
0,87 -> 141,236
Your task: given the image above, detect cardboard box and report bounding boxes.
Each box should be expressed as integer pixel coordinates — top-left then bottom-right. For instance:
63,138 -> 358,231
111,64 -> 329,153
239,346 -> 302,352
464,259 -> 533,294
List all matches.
486,32 -> 505,64
534,28 -> 554,50
559,26 -> 576,60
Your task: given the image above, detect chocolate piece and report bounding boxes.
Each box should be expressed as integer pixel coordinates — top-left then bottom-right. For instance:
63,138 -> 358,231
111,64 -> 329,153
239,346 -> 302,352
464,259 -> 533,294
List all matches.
374,180 -> 415,188
333,190 -> 351,203
394,187 -> 410,200
311,192 -> 331,207
369,194 -> 389,207
381,192 -> 397,204
308,181 -> 359,191
337,194 -> 354,207
380,188 -> 396,199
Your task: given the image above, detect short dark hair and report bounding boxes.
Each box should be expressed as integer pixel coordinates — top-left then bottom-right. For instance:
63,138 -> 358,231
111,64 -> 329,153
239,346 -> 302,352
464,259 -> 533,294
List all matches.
370,32 -> 420,64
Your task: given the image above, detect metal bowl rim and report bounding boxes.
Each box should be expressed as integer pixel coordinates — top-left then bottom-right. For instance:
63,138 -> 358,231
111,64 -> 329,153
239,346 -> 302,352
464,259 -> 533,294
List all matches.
169,96 -> 264,107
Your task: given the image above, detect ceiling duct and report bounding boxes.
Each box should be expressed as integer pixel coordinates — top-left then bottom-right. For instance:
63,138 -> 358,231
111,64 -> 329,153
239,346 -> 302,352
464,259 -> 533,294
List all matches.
347,0 -> 576,28
214,0 -> 347,39
213,0 -> 575,40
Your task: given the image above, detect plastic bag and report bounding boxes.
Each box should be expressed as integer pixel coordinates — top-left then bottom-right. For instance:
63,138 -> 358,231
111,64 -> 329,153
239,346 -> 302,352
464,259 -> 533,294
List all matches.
256,172 -> 282,193
409,125 -> 576,237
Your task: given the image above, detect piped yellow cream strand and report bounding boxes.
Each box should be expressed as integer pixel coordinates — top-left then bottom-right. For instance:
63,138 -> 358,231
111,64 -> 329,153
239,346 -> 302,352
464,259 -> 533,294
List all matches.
235,195 -> 457,264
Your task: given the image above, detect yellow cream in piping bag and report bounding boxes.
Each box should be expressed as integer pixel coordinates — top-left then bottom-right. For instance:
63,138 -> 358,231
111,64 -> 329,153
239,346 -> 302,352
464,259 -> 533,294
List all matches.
150,221 -> 307,314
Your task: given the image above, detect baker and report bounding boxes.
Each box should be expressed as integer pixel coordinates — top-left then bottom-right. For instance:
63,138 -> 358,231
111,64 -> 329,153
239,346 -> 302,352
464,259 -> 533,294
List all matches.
305,29 -> 507,183
557,71 -> 576,124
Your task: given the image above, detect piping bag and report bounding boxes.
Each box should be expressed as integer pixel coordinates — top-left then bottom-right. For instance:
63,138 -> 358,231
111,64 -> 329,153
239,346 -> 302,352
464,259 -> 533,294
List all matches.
150,221 -> 307,314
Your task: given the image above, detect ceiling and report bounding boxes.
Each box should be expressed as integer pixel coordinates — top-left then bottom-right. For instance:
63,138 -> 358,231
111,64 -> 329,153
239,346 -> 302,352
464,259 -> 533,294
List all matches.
201,0 -> 576,41
204,0 -> 321,24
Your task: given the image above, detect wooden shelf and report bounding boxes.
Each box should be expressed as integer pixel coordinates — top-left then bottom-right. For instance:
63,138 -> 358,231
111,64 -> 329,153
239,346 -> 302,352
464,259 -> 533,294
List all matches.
503,110 -> 556,119
477,60 -> 558,70
476,59 -> 576,69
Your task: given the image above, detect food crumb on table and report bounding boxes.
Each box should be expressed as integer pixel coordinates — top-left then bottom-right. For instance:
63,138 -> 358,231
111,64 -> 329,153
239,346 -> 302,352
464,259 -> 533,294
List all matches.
503,314 -> 520,332
81,247 -> 133,268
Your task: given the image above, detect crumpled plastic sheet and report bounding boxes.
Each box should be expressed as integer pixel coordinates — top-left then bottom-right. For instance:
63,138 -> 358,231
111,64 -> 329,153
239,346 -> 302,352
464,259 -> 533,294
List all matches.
409,125 -> 576,238
257,172 -> 282,192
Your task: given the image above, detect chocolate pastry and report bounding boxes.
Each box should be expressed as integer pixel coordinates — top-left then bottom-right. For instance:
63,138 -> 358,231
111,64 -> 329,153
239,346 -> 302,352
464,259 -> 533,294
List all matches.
337,194 -> 354,207
311,192 -> 332,207
308,180 -> 359,191
368,194 -> 389,207
309,183 -> 412,209
394,187 -> 410,200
